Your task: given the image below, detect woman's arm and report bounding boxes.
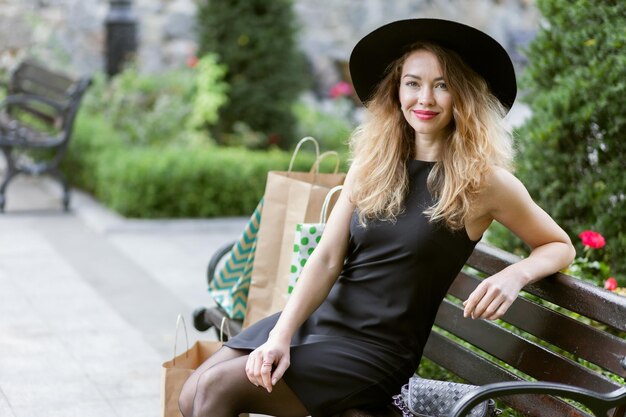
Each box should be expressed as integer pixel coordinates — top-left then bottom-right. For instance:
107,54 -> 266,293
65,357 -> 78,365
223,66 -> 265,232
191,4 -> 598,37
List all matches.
463,167 -> 576,321
246,165 -> 357,391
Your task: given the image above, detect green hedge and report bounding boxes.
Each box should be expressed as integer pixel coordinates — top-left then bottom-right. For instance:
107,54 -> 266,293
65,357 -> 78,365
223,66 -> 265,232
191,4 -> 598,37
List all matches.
501,0 -> 626,278
94,146 -> 287,218
64,113 -> 346,218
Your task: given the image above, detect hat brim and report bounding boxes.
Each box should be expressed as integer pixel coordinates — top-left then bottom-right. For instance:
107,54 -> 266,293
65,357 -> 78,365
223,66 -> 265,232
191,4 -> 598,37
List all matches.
349,19 -> 517,110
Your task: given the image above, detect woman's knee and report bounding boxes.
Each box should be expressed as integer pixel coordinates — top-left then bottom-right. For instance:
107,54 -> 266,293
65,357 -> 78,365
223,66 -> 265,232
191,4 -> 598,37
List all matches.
179,348 -> 248,417
192,362 -> 245,416
179,374 -> 198,417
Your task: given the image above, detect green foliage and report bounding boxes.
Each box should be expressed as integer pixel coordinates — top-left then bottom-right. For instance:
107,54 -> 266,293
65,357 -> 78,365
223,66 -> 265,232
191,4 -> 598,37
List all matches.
188,54 -> 230,130
292,98 -> 355,155
65,62 -> 346,218
513,0 -> 626,276
196,0 -> 310,148
92,146 -> 285,218
64,113 -> 123,193
81,60 -> 228,148
65,111 -> 341,217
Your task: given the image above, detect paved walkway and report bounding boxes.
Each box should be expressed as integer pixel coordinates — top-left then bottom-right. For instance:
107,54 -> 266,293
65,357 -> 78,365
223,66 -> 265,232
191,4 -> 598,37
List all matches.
0,175 -> 247,417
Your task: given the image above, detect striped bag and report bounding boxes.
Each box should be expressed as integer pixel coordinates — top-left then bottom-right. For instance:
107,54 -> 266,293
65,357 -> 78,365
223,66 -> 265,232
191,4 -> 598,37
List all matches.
208,199 -> 262,320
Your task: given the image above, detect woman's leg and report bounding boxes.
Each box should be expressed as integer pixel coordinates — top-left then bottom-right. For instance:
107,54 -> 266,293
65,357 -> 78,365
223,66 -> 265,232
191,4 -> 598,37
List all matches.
179,346 -> 248,417
191,355 -> 310,417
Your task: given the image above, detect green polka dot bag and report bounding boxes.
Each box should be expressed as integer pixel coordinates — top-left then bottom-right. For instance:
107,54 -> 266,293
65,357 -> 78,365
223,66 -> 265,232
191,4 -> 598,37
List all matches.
288,185 -> 343,294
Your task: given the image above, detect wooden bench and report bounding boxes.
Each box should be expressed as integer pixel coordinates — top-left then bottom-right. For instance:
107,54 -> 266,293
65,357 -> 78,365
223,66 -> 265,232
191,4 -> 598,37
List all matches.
193,241 -> 626,416
0,59 -> 92,211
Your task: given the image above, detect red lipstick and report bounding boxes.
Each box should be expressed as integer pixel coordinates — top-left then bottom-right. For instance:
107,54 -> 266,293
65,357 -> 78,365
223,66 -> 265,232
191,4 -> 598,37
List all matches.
413,110 -> 439,120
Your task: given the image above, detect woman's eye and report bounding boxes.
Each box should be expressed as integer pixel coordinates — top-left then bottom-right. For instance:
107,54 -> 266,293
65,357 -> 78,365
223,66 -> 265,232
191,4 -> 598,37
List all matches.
405,81 -> 418,87
436,83 -> 448,89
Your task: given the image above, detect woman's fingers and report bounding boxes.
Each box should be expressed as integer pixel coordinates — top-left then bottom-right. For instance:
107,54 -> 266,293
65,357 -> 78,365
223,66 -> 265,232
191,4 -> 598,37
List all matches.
271,355 -> 290,386
464,281 -> 503,319
463,284 -> 488,318
486,300 -> 510,321
245,342 -> 292,391
246,354 -> 258,385
247,349 -> 278,392
464,277 -> 520,320
260,352 -> 276,392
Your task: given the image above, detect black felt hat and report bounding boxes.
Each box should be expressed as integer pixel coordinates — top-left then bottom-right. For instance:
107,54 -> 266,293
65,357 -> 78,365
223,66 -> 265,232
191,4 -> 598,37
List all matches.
349,18 -> 517,110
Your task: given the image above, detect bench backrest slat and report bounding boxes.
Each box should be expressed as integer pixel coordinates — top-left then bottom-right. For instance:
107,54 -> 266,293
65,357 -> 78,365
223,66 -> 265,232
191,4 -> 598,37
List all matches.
467,243 -> 626,332
434,300 -> 621,392
450,272 -> 626,378
11,60 -> 75,102
423,331 -> 591,417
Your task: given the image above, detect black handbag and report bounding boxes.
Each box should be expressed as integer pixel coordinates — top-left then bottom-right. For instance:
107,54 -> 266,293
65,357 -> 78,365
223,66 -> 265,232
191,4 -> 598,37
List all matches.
392,376 -> 499,417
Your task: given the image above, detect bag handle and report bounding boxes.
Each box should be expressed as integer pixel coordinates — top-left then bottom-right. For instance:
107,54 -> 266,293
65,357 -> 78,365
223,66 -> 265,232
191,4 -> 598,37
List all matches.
320,185 -> 343,224
172,314 -> 190,366
309,150 -> 341,174
287,136 -> 320,174
219,316 -> 232,342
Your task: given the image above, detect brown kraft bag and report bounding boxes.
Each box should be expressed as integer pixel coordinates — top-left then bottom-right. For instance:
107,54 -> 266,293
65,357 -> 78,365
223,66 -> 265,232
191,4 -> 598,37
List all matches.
243,138 -> 345,327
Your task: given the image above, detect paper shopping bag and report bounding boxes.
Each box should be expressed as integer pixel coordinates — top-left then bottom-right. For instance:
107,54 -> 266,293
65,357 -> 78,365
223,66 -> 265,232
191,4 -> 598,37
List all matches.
209,199 -> 263,319
161,316 -> 223,417
243,139 -> 345,327
288,185 -> 342,294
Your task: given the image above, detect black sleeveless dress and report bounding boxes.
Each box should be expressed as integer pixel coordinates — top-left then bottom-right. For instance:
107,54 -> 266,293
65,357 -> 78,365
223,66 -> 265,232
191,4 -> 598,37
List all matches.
225,160 -> 479,416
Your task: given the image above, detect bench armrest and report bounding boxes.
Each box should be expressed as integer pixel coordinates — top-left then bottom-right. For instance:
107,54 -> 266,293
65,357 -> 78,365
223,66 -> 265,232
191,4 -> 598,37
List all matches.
0,93 -> 67,113
449,381 -> 626,417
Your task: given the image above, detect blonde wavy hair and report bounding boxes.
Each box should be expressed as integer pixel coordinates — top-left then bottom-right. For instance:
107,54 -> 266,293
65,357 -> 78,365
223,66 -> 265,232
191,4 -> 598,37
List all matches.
350,42 -> 514,230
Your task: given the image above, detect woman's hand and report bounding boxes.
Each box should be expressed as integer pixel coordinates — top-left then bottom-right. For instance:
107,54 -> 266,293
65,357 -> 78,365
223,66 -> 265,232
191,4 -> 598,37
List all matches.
245,335 -> 291,393
462,271 -> 525,320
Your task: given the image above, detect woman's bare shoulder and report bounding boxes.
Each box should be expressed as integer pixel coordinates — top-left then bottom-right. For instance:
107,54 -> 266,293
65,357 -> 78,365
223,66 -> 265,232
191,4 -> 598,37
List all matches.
471,165 -> 530,220
482,165 -> 527,198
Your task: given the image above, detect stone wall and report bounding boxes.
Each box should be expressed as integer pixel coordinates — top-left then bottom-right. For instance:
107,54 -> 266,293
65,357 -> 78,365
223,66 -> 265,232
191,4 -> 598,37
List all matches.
0,0 -> 539,88
295,0 -> 539,92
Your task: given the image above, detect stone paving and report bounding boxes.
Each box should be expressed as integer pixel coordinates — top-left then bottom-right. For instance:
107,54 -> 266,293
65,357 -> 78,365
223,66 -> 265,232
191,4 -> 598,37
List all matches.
0,176 -> 247,417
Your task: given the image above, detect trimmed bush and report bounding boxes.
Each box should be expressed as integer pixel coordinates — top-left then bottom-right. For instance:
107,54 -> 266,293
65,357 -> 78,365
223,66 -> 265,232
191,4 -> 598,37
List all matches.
65,113 -> 342,218
93,146 -> 289,218
196,0 -> 310,147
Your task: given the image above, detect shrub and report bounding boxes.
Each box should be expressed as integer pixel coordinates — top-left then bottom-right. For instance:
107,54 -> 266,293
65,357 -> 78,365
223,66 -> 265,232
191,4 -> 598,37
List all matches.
81,57 -> 228,148
92,146 -> 285,218
64,112 -> 123,193
187,54 -> 230,131
65,112 -> 341,218
196,0 -> 310,148
492,0 -> 626,277
292,98 -> 355,155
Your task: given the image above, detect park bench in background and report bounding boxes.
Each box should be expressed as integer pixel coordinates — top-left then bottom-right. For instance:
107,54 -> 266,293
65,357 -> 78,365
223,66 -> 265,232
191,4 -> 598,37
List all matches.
0,59 -> 91,211
193,241 -> 626,417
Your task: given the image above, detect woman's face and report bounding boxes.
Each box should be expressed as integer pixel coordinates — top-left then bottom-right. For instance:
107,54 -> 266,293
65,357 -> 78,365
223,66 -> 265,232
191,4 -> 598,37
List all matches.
398,49 -> 454,141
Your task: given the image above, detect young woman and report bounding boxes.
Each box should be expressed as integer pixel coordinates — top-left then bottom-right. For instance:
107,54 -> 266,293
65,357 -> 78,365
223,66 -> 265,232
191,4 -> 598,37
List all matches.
179,18 -> 575,417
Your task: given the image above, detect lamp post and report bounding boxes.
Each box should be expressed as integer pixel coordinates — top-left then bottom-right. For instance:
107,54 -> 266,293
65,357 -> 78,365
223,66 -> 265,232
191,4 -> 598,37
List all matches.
105,0 -> 138,76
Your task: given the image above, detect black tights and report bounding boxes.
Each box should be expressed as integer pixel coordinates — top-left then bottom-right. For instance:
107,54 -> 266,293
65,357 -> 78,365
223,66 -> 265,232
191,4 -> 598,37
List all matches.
179,346 -> 310,417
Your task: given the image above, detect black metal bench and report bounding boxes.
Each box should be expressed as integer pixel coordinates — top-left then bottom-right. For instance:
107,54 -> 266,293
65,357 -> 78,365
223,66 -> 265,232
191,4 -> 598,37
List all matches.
194,241 -> 626,417
0,59 -> 91,211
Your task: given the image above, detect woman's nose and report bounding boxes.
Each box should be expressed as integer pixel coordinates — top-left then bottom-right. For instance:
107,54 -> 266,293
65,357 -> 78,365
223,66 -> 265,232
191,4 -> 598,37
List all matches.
418,87 -> 434,105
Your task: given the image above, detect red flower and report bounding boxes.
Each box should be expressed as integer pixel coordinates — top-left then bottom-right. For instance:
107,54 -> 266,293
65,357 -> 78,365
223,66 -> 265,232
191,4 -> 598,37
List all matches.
186,55 -> 199,68
604,277 -> 618,291
329,81 -> 352,98
578,230 -> 606,249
